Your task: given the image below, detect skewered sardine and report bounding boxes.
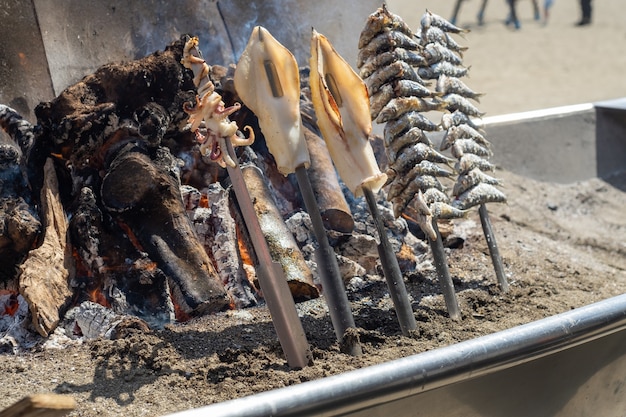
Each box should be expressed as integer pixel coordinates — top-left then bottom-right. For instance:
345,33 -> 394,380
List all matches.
421,9 -> 470,35
430,201 -> 468,219
436,75 -> 483,101
359,48 -> 428,79
394,79 -> 437,98
441,110 -> 484,132
422,42 -> 463,66
389,142 -> 454,175
455,153 -> 496,174
419,26 -> 468,55
357,31 -> 421,68
387,159 -> 452,186
440,93 -> 485,117
385,126 -> 433,161
358,4 -> 414,49
418,61 -> 469,79
365,60 -> 427,96
440,123 -> 490,150
376,96 -> 447,123
384,111 -> 440,139
452,168 -> 503,196
450,138 -> 492,159
452,182 -> 507,210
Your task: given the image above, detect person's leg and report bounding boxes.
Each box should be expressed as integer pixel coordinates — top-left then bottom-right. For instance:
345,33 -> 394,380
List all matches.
577,0 -> 591,25
477,0 -> 488,25
506,0 -> 521,29
532,0 -> 541,20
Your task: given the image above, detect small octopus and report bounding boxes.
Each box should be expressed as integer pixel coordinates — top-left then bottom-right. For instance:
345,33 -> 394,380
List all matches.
181,36 -> 254,168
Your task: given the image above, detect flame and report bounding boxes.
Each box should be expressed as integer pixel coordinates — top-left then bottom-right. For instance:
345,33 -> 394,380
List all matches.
1,291 -> 19,316
18,52 -> 28,67
173,303 -> 191,322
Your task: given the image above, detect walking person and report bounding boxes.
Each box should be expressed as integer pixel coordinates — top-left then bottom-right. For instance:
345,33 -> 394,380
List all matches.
576,0 -> 592,26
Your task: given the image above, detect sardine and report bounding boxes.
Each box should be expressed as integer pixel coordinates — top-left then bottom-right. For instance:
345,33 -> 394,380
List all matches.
422,42 -> 463,66
452,182 -> 507,210
440,93 -> 485,117
387,159 -> 452,186
394,79 -> 438,98
436,75 -> 483,101
419,26 -> 468,55
357,31 -> 420,68
391,174 -> 445,205
385,126 -> 433,158
369,84 -> 395,121
365,60 -> 426,96
430,201 -> 468,220
376,96 -> 448,123
450,138 -> 492,159
390,142 -> 454,175
406,190 -> 437,240
358,4 -> 414,49
440,110 -> 484,132
359,48 -> 428,79
421,10 -> 470,35
455,153 -> 495,174
384,111 -> 440,139
452,167 -> 503,196
423,187 -> 450,204
418,61 -> 469,79
441,124 -> 490,150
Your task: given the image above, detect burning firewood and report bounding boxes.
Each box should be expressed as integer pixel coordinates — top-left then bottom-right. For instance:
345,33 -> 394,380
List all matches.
19,159 -> 72,337
0,106 -> 41,283
29,37 -> 231,322
240,164 -> 319,301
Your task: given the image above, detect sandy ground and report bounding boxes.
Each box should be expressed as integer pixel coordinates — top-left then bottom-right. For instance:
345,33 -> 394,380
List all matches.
1,1 -> 626,416
389,0 -> 626,115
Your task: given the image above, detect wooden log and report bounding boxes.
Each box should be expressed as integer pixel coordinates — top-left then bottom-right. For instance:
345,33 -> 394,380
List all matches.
239,164 -> 319,301
0,394 -> 75,417
100,143 -> 231,315
303,126 -> 355,233
19,159 -> 72,337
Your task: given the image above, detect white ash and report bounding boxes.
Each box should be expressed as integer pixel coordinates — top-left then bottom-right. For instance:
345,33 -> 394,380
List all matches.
62,301 -> 126,340
0,294 -> 40,354
183,183 -> 260,308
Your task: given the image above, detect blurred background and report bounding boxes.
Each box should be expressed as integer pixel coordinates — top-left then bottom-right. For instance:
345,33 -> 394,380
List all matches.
388,0 -> 626,116
0,0 -> 624,121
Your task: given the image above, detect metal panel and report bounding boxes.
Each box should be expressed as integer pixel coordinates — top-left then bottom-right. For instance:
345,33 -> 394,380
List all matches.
0,0 -> 54,122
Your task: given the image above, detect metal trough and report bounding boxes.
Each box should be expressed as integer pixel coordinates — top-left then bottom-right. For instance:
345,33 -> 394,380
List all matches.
166,293 -> 626,417
2,2 -> 626,416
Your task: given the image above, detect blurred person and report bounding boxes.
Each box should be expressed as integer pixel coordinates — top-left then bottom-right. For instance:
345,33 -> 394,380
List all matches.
576,0 -> 592,25
543,0 -> 554,24
505,0 -> 540,29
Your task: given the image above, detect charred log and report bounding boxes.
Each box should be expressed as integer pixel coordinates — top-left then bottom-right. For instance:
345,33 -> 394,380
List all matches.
0,108 -> 41,282
19,159 -> 72,337
69,186 -> 175,328
100,142 -> 231,315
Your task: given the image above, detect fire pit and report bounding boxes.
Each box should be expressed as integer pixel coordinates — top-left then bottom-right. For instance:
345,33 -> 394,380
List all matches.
1,2 -> 626,417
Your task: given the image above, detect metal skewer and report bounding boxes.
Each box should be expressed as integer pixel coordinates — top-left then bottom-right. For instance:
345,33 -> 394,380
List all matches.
429,220 -> 461,320
478,204 -> 508,292
295,166 -> 363,356
362,185 -> 417,336
225,139 -> 313,368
